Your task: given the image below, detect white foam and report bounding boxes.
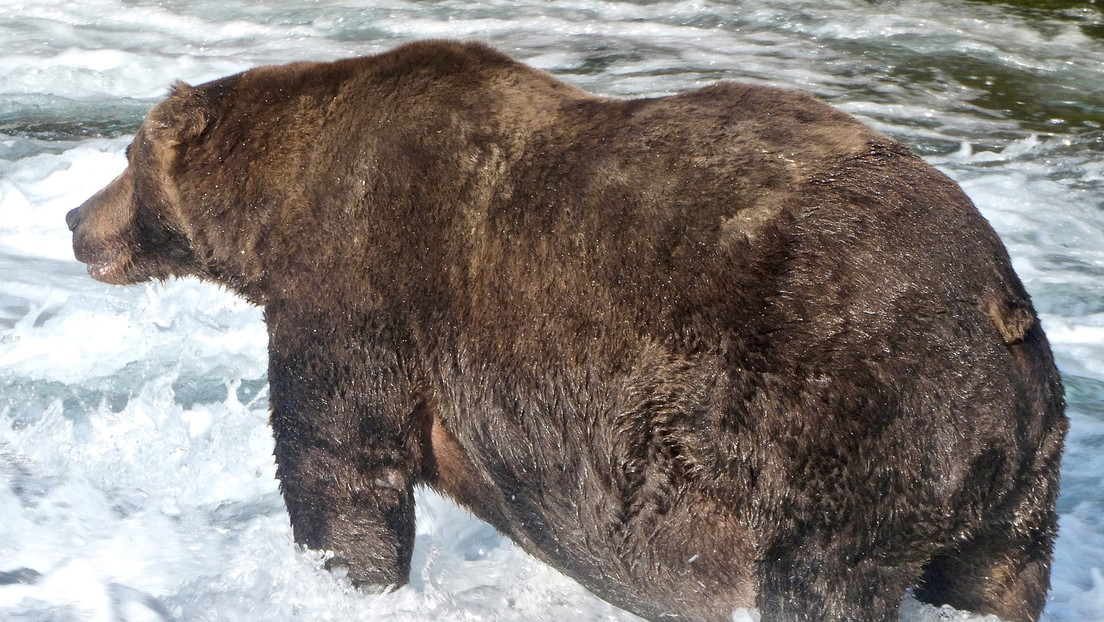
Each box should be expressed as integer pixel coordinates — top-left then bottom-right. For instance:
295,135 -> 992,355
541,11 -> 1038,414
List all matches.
0,139 -> 127,260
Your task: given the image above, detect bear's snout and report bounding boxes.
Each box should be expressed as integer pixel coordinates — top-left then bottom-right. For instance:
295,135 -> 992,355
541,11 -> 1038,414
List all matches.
68,166 -> 201,286
65,207 -> 83,232
68,171 -> 142,284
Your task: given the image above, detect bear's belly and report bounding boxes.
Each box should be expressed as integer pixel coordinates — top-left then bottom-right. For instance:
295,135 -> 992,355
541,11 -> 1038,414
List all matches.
426,412 -> 756,621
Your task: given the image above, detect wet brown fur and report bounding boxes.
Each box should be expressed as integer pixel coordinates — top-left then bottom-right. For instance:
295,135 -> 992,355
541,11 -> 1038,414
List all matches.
67,41 -> 1067,622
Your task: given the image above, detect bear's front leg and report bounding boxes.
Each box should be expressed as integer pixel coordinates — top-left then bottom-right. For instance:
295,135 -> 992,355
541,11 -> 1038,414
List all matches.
265,302 -> 424,589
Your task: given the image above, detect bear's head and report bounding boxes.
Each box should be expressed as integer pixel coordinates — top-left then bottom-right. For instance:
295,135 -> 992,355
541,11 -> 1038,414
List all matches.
66,82 -> 216,286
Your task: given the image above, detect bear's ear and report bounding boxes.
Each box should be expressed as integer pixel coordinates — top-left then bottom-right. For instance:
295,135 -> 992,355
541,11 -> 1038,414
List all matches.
148,81 -> 211,148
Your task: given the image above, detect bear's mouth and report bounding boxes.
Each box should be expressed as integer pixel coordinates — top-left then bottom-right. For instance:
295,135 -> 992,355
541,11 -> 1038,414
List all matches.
87,251 -> 132,285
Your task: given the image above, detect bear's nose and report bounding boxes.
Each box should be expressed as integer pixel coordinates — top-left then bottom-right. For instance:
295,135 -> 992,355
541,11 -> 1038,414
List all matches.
65,207 -> 83,232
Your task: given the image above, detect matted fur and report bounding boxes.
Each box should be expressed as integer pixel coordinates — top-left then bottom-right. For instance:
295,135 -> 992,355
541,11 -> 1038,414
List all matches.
68,41 -> 1066,622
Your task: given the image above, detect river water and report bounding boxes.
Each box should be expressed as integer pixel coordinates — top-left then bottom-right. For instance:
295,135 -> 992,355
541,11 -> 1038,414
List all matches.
1,1 -> 1102,621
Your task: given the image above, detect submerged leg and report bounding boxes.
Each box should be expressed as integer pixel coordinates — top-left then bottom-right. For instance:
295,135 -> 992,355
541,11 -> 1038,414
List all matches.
915,465 -> 1060,622
266,302 -> 424,588
915,331 -> 1066,622
755,541 -> 916,622
915,532 -> 1053,622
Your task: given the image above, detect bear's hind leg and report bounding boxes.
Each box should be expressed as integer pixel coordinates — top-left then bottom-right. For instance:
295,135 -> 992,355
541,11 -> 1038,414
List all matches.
755,545 -> 917,622
913,520 -> 1056,622
914,404 -> 1063,622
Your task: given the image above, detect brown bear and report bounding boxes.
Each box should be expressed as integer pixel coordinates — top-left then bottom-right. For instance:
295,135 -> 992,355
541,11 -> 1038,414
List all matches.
66,40 -> 1066,622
